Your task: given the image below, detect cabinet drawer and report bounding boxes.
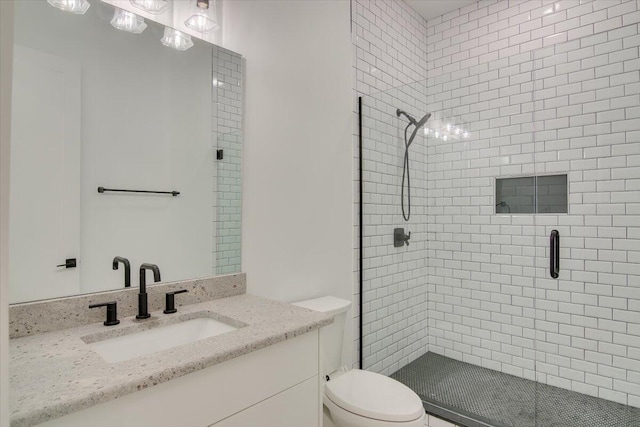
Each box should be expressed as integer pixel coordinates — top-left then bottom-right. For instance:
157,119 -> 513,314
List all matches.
211,376 -> 319,427
38,331 -> 319,427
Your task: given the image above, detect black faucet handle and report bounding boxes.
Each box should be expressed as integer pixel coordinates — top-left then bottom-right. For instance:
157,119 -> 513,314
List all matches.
394,228 -> 411,247
164,289 -> 189,314
89,301 -> 120,326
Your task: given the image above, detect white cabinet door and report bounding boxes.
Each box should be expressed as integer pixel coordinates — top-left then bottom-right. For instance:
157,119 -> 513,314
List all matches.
211,376 -> 319,427
10,45 -> 81,303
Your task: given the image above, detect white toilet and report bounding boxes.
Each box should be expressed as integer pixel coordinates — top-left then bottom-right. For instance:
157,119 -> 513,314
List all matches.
293,296 -> 426,427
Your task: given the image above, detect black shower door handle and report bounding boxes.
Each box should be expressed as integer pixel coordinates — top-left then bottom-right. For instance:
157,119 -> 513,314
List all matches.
550,230 -> 559,279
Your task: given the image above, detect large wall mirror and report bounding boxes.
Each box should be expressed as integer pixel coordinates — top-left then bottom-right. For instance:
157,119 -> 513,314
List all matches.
10,0 -> 243,303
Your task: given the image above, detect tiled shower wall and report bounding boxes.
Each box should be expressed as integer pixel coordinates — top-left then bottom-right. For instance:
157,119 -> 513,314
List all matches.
424,0 -> 640,407
213,48 -> 243,275
352,0 -> 431,374
360,80 -> 430,374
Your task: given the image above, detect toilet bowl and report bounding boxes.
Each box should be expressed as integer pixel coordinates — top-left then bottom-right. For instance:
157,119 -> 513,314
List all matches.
293,296 -> 426,427
323,369 -> 426,427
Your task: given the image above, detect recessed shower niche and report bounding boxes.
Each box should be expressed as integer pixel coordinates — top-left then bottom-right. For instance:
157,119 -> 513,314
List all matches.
495,174 -> 568,214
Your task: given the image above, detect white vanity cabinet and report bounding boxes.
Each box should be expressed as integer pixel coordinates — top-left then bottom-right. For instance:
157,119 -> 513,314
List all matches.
37,331 -> 320,427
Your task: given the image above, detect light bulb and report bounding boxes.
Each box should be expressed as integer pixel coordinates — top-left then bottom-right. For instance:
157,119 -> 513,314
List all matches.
435,131 -> 439,138
130,0 -> 169,15
161,27 -> 194,51
443,135 -> 448,141
464,132 -> 469,138
185,0 -> 220,33
111,9 -> 147,34
47,0 -> 90,14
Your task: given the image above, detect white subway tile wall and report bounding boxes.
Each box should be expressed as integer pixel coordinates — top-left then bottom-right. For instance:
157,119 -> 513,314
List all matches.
425,0 -> 639,408
354,0 -> 640,410
359,81 -> 430,374
213,48 -> 243,275
352,0 -> 430,374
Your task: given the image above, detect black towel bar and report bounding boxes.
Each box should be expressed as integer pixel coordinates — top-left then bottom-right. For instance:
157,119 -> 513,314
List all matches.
97,187 -> 180,197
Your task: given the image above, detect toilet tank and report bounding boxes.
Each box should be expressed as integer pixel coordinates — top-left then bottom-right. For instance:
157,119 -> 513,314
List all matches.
292,296 -> 351,375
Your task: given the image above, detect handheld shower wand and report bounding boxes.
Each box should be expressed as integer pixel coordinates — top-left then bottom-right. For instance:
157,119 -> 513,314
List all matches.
397,109 -> 431,130
396,109 -> 431,221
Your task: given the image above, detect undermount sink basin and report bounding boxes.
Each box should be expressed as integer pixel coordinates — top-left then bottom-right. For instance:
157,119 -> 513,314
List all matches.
86,317 -> 237,363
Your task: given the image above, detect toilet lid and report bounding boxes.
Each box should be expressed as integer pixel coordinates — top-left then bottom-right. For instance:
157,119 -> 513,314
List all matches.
325,370 -> 424,422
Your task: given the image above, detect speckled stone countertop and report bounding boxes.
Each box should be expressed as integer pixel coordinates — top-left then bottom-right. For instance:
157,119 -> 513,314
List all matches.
10,294 -> 332,427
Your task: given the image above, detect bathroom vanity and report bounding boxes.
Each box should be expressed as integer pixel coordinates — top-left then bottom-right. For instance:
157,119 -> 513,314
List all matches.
7,1 -> 328,426
9,275 -> 331,427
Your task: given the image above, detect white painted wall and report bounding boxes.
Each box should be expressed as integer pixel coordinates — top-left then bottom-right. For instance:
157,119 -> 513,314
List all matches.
222,0 -> 354,366
10,46 -> 82,303
0,1 -> 14,424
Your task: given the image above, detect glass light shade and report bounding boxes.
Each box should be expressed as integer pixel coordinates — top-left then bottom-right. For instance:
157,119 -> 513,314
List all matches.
184,0 -> 219,33
111,9 -> 147,34
130,0 -> 169,15
47,0 -> 90,14
161,27 -> 194,51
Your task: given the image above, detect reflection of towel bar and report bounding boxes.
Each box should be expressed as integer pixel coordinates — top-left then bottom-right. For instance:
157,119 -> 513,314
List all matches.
97,187 -> 180,197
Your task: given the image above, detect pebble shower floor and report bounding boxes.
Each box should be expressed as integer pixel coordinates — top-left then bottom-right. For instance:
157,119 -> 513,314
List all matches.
392,353 -> 640,427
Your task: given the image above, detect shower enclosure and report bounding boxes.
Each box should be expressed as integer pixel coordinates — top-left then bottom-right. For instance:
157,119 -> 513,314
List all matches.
359,24 -> 639,427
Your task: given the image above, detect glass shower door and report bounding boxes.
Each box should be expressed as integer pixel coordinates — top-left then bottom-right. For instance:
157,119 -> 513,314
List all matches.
532,31 -> 640,427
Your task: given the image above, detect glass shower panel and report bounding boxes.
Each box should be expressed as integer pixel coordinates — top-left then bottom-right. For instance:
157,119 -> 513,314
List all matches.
532,32 -> 640,426
360,48 -> 540,424
359,81 -> 430,375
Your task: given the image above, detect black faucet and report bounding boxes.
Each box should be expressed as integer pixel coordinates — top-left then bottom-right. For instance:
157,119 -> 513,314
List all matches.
137,263 -> 161,319
112,256 -> 131,287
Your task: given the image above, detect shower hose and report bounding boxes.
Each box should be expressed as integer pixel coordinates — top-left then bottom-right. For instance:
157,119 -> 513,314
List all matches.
401,122 -> 414,222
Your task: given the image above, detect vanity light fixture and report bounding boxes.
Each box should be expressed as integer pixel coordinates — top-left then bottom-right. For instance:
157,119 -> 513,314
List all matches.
184,0 -> 220,33
47,0 -> 90,14
111,8 -> 147,34
161,27 -> 194,51
130,0 -> 170,15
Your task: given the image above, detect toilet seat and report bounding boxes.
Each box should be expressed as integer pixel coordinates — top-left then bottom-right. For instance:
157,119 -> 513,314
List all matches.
324,370 -> 425,425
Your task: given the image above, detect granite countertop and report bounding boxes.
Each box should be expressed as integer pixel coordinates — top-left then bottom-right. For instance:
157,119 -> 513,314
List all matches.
10,294 -> 332,427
